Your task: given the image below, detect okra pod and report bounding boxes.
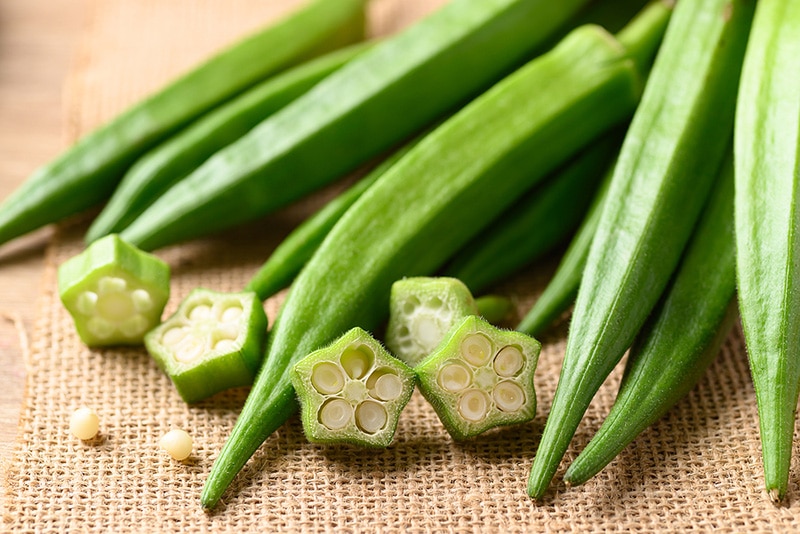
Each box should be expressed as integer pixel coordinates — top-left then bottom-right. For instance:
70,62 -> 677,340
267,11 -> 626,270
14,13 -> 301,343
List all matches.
86,42 -> 373,243
734,0 -> 800,503
119,0 -> 593,251
527,0 -> 753,500
515,160 -> 614,336
0,0 -> 367,247
201,6 -> 667,509
564,154 -> 737,487
444,135 -> 620,294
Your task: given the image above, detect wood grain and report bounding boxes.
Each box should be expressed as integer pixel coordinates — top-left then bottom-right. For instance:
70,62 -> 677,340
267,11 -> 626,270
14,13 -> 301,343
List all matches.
0,0 -> 85,509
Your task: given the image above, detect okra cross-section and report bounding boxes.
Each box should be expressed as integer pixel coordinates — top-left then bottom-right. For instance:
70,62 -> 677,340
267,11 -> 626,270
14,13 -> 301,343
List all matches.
416,315 -> 541,440
291,327 -> 416,448
385,277 -> 480,367
58,234 -> 170,346
144,288 -> 267,403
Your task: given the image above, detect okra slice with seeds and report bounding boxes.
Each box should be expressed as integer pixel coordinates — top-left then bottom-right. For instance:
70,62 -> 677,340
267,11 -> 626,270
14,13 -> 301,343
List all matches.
385,277 -> 480,367
145,288 -> 267,403
291,328 -> 415,447
416,315 -> 540,440
58,234 -> 169,346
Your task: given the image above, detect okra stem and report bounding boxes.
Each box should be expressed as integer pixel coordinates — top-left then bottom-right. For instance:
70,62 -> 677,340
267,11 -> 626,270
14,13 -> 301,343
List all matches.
734,0 -> 800,503
0,0 -> 367,248
527,0 -> 752,500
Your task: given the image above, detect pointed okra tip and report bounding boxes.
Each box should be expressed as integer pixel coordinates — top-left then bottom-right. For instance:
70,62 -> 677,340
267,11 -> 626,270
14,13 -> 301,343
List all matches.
144,288 -> 268,403
291,327 -> 416,448
385,276 -> 480,367
415,315 -> 541,441
57,234 -> 170,347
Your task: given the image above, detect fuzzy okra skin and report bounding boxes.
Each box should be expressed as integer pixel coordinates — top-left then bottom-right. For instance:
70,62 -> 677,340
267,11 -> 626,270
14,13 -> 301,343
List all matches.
0,0 -> 367,248
120,0 -> 594,251
201,7 -> 668,508
245,140 -> 418,301
527,0 -> 754,500
86,42 -> 373,243
515,160 -> 614,336
444,134 -> 620,295
564,154 -> 738,487
734,0 -> 800,503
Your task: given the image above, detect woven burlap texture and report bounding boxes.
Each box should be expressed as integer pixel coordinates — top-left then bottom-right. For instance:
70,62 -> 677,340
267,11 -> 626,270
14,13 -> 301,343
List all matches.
4,0 -> 800,531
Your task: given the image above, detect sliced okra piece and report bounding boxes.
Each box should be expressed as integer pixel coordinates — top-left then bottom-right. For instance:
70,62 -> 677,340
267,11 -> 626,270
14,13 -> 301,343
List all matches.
58,234 -> 170,346
416,315 -> 541,440
385,277 -> 480,367
291,327 -> 415,448
145,288 -> 267,403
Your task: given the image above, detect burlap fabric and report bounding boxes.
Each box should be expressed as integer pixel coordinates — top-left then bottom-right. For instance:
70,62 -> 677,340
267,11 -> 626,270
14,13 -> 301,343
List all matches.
3,0 -> 800,531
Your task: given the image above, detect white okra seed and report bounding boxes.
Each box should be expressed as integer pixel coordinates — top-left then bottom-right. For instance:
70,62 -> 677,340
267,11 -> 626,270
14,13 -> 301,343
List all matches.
356,400 -> 388,434
370,372 -> 403,401
69,407 -> 100,440
494,346 -> 524,377
311,362 -> 345,395
458,389 -> 490,422
75,291 -> 98,315
159,428 -> 193,461
340,346 -> 372,380
319,398 -> 352,430
130,289 -> 153,312
438,362 -> 472,393
461,333 -> 493,367
493,380 -> 526,412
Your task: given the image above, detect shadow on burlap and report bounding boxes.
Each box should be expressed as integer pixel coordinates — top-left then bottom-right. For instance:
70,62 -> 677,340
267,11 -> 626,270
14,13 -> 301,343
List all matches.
4,0 -> 800,531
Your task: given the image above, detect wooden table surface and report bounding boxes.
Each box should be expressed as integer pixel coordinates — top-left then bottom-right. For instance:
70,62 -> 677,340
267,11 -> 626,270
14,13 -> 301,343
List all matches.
0,0 -> 85,509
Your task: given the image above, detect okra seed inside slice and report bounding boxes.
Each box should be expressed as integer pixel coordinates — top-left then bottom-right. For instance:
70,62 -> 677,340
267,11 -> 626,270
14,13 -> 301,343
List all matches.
458,389 -> 491,422
213,339 -> 237,352
319,398 -> 352,430
355,400 -> 388,434
411,312 -> 446,350
493,346 -> 524,377
161,326 -> 188,346
119,314 -> 149,338
75,291 -> 98,315
174,340 -> 204,363
87,317 -> 114,339
97,276 -> 127,294
461,334 -> 493,367
219,304 -> 244,323
340,346 -> 373,380
311,362 -> 346,395
366,369 -> 403,401
131,289 -> 153,313
428,296 -> 444,309
438,361 -> 473,393
187,302 -> 213,321
493,380 -> 526,412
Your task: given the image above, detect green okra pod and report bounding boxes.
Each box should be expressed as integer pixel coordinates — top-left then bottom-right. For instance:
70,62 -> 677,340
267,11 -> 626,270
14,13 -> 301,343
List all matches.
119,0 -> 594,251
444,134 -> 621,295
564,154 -> 738,487
86,41 -> 373,243
201,6 -> 667,509
0,0 -> 367,248
515,159 -> 614,336
527,0 -> 753,500
734,0 -> 800,503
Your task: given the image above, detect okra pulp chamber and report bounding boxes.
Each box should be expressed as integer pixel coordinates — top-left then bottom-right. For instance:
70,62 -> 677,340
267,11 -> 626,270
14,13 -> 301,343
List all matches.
416,316 -> 541,440
292,327 -> 415,447
145,289 -> 267,403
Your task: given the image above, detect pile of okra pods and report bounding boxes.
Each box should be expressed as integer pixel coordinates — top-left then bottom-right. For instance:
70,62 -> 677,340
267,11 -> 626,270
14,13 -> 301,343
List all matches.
2,0 -> 798,509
